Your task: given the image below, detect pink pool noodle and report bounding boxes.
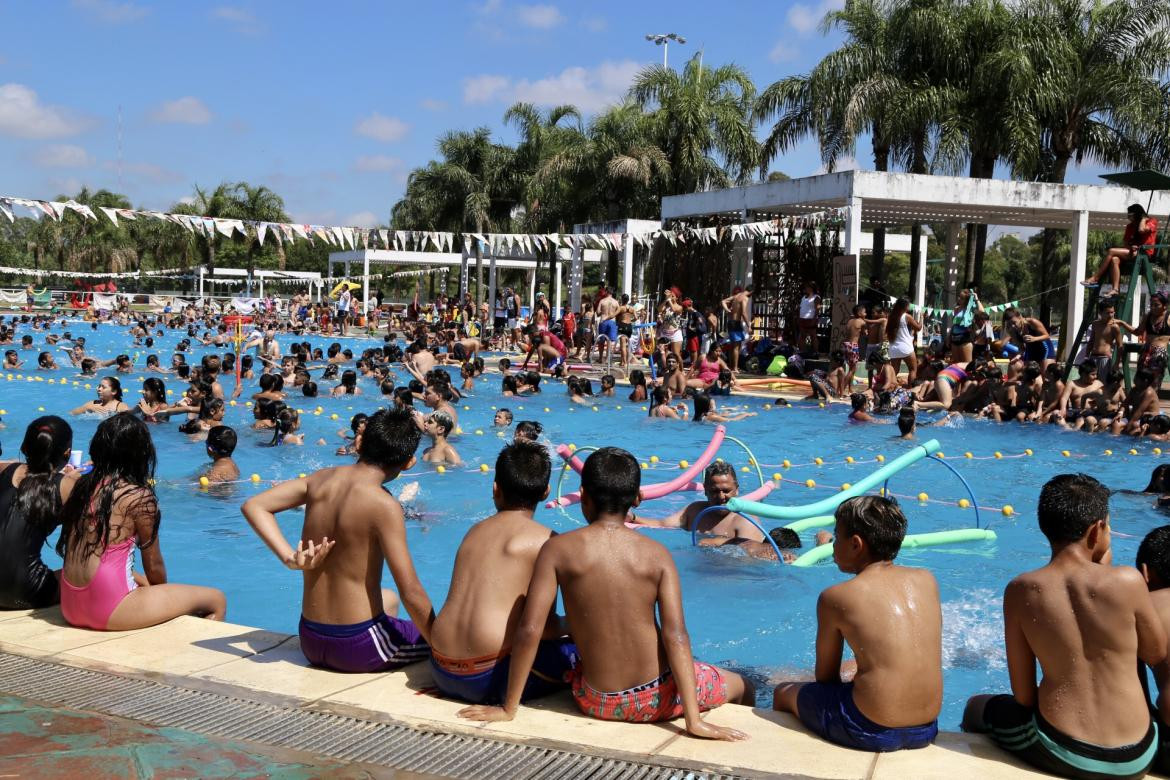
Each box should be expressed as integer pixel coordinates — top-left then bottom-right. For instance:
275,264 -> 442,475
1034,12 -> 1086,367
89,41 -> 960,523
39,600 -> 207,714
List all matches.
547,426 -> 727,508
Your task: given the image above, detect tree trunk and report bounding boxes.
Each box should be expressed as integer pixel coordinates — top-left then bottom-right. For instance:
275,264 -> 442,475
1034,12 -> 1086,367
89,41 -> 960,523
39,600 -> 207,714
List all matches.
276,241 -> 286,271
971,153 -> 996,290
871,129 -> 890,281
1037,152 -> 1072,324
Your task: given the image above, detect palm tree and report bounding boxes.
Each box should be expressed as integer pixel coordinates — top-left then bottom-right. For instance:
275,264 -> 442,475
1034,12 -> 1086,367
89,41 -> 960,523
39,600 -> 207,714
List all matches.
631,52 -> 759,193
185,183 -> 236,276
995,0 -> 1170,321
229,182 -> 289,293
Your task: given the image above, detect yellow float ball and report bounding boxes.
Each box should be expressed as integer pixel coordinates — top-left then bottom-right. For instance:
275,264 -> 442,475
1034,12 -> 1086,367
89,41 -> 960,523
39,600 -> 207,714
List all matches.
1104,449 -> 1113,456
679,460 -> 689,469
330,413 -> 339,420
480,464 -> 489,472
463,405 -> 470,411
1024,449 -> 1033,456
741,466 -> 751,473
517,406 -> 524,411
229,400 -> 237,406
805,479 -> 816,488
649,455 -> 659,463
875,455 -> 885,463
814,457 -> 824,466
641,406 -> 648,411
1061,450 -> 1070,457
0,409 -> 5,415
994,452 -> 1003,459
841,483 -> 851,492
1002,505 -> 1015,516
544,407 -> 551,413
958,498 -> 971,509
1130,449 -> 1139,456
616,405 -> 622,410
165,389 -> 171,395
455,428 -> 463,435
1156,448 -> 1164,455
36,406 -> 44,412
918,492 -> 929,502
640,462 -> 648,469
964,452 -> 973,459
490,405 -> 496,410
475,429 -> 483,435
592,406 -> 599,412
299,473 -> 306,479
47,378 -> 54,384
199,476 -> 210,487
437,465 -> 446,474
568,443 -> 577,451
250,474 -> 261,483
773,473 -> 782,482
783,459 -> 792,468
845,456 -> 855,464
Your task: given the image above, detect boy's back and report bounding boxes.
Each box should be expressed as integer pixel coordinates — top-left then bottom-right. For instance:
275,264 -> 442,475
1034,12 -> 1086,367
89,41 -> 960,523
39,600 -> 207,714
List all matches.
1010,557 -> 1155,745
822,564 -> 941,727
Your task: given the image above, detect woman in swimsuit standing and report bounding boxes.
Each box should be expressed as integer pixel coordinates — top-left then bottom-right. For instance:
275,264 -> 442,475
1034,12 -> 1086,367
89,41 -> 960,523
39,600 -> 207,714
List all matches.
1122,291 -> 1170,389
885,298 -> 922,384
0,416 -> 77,609
57,413 -> 225,631
69,376 -> 130,416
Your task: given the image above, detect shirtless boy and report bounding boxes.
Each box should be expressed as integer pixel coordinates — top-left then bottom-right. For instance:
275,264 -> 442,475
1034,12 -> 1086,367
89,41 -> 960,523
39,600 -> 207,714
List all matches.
1086,300 -> 1125,378
721,286 -> 752,374
1137,526 -> 1170,775
1053,362 -> 1102,427
204,426 -> 240,483
1114,369 -> 1160,436
460,447 -> 752,740
774,496 -> 941,751
422,411 -> 462,466
429,442 -> 575,704
631,461 -> 765,543
842,305 -> 868,385
242,408 -> 433,672
963,474 -> 1165,778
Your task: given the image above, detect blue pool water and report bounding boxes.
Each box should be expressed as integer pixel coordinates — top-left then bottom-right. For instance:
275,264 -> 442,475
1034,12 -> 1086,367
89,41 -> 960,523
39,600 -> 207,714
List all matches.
3,321 -> 1166,727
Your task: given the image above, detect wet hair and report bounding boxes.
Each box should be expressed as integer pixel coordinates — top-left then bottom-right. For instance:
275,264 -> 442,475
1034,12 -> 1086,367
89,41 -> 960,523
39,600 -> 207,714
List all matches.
8,415 -> 72,533
897,407 -> 916,436
628,369 -> 646,387
581,446 -> 641,516
704,460 -> 738,486
258,373 -> 278,393
650,386 -> 671,410
394,386 -> 415,408
522,371 -> 541,392
207,425 -> 237,457
350,413 -> 369,433
835,495 -> 906,561
428,410 -> 454,437
692,392 -> 712,421
302,381 -> 318,397
101,376 -> 124,401
358,408 -> 421,468
1146,465 -> 1170,493
769,527 -> 802,549
321,364 -> 339,380
240,355 -> 253,371
514,420 -> 542,441
1151,416 -> 1170,436
850,393 -> 867,411
1138,526 -> 1170,584
142,377 -> 166,403
339,369 -> 358,393
502,375 -> 519,394
1038,473 -> 1110,544
496,408 -> 513,424
494,441 -> 551,508
58,413 -> 159,560
37,351 -> 52,367
145,354 -> 160,367
601,374 -> 615,389
269,407 -> 299,445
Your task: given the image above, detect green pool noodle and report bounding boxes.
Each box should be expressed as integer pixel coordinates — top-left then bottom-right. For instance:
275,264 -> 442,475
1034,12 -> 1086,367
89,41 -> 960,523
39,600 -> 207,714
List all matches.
784,515 -> 836,533
789,527 -> 997,567
726,440 -> 941,522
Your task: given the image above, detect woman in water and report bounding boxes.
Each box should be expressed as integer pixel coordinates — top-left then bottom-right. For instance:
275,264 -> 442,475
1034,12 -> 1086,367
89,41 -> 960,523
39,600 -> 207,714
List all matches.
0,416 -> 77,609
70,376 -> 130,416
331,369 -> 362,397
136,377 -> 168,422
691,392 -> 756,423
57,413 -> 226,630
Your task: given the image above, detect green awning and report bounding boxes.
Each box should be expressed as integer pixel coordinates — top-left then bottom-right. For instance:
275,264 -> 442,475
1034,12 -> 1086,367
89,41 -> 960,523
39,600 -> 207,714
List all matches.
1099,169 -> 1170,192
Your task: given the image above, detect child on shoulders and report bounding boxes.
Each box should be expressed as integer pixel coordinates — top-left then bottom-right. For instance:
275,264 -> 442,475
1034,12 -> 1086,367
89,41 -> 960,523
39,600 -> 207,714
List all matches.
773,496 -> 941,752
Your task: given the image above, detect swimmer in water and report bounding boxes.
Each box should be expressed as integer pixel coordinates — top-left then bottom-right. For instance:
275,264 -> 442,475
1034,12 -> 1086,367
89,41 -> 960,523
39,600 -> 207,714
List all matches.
514,420 -> 542,443
494,408 -> 514,427
422,411 -> 462,466
70,376 -> 130,416
204,426 -> 240,483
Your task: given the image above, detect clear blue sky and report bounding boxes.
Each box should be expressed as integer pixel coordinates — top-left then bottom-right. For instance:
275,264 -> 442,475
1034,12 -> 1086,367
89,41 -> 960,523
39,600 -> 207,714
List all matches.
0,0 -> 1112,228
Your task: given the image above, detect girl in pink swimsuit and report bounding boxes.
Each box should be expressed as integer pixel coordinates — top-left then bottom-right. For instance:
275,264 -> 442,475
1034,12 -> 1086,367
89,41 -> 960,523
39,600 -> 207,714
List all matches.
57,413 -> 225,631
687,346 -> 727,390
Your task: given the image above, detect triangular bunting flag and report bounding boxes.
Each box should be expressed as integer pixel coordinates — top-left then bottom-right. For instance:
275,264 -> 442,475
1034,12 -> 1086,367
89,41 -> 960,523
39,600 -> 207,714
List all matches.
99,207 -> 119,226
256,223 -> 267,246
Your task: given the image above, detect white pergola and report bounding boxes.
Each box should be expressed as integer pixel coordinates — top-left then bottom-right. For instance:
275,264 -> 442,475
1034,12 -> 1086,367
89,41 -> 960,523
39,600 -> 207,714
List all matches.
661,170 -> 1170,358
327,247 -> 604,316
196,267 -> 324,301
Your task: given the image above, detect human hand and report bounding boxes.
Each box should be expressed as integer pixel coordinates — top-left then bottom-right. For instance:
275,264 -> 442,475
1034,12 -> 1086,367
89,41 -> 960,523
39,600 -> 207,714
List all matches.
457,704 -> 514,722
283,538 -> 334,570
686,719 -> 749,741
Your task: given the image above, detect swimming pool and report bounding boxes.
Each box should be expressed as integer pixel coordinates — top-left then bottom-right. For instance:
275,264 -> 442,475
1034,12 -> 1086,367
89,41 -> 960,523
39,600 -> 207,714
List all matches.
3,321 -> 1165,727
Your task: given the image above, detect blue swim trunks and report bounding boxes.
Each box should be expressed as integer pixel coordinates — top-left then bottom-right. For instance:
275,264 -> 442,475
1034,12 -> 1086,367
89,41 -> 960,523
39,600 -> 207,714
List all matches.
598,319 -> 618,343
796,681 -> 937,752
299,614 -> 429,673
430,637 -> 578,705
728,320 -> 747,343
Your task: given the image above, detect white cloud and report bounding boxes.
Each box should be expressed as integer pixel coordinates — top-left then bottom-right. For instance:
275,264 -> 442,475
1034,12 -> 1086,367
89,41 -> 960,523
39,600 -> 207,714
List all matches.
0,83 -> 93,139
516,4 -> 563,28
463,60 -> 640,112
149,96 -> 213,124
211,6 -> 264,34
583,16 -> 606,32
421,98 -> 448,111
176,195 -> 196,205
106,160 -> 183,183
354,113 -> 409,142
353,155 -> 403,173
48,177 -> 85,196
787,0 -> 844,34
814,155 -> 859,175
34,144 -> 93,168
71,0 -> 149,23
768,40 -> 798,63
344,211 -> 380,228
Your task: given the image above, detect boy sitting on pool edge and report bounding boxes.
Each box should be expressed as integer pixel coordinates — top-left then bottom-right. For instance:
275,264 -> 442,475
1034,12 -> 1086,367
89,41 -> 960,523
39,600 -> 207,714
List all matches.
241,408 -> 433,673
460,446 -> 752,740
429,441 -> 576,704
773,495 -> 942,751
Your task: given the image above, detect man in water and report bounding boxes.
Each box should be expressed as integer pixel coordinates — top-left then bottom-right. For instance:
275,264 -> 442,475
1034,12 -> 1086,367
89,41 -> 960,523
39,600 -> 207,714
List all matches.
241,408 -> 433,673
630,461 -> 765,543
721,285 -> 752,374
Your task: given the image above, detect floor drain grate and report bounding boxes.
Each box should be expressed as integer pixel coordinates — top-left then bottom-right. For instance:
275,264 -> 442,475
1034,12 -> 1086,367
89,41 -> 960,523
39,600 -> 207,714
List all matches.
0,653 -> 747,780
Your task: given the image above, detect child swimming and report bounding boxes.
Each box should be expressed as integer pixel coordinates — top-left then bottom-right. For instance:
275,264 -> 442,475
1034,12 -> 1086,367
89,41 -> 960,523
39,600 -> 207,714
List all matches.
422,411 -> 461,466
204,426 -> 240,483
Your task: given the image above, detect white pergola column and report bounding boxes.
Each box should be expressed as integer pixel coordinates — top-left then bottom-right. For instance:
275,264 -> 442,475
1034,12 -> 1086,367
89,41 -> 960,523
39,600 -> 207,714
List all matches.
258,276 -> 264,299
362,252 -> 370,316
621,233 -> 634,298
527,269 -> 536,316
568,241 -> 584,313
943,222 -> 961,309
1063,210 -> 1089,360
914,240 -> 927,315
842,197 -> 863,308
554,256 -> 563,318
487,247 -> 498,325
459,246 -> 469,303
198,266 -> 204,300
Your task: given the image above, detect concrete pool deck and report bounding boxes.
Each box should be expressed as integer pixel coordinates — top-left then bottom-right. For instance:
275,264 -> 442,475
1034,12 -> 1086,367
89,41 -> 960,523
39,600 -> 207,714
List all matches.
1,608 -> 1157,779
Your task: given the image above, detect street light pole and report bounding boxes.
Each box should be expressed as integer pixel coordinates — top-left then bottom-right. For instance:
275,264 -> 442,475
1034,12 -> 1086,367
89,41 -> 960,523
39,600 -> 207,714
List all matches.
645,32 -> 686,69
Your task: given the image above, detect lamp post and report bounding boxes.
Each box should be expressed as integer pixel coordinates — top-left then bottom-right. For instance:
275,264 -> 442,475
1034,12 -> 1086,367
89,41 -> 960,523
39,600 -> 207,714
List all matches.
645,32 -> 686,67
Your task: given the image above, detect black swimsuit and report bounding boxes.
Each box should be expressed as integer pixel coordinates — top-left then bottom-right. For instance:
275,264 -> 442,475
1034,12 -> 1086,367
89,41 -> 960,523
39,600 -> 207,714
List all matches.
0,463 -> 63,609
